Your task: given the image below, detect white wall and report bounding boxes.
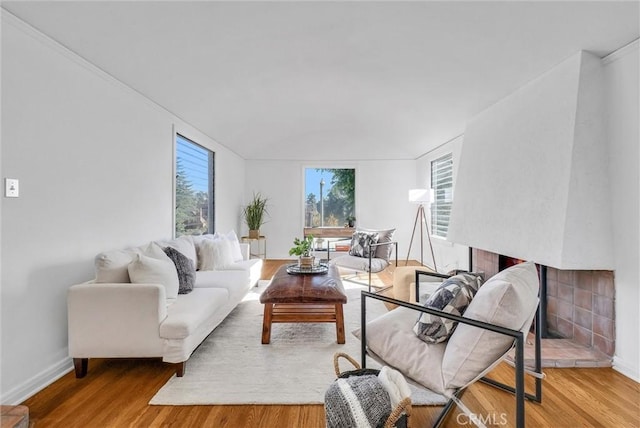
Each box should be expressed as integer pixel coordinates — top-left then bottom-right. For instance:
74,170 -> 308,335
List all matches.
244,160 -> 418,262
603,41 -> 640,381
0,13 -> 246,403
415,136 -> 470,272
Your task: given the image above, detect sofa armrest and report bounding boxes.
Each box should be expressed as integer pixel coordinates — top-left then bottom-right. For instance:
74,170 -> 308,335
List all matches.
67,282 -> 168,357
239,243 -> 250,261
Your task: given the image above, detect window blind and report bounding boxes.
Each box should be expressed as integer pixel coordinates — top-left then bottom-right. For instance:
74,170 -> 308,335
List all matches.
430,153 -> 453,238
175,134 -> 214,236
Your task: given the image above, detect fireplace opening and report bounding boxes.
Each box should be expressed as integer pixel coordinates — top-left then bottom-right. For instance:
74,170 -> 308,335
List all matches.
498,255 -> 526,271
473,248 -> 614,367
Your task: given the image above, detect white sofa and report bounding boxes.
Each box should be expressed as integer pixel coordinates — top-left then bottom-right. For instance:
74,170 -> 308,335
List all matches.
68,234 -> 262,378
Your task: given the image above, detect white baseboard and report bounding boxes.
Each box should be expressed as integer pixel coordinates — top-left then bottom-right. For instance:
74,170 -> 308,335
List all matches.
1,357 -> 74,405
612,356 -> 640,383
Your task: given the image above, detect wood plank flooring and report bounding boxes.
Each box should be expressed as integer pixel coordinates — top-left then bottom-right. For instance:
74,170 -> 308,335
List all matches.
22,260 -> 640,427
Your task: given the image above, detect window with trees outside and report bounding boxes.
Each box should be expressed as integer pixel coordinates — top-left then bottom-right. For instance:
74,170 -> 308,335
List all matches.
175,134 -> 214,236
304,168 -> 355,227
430,153 -> 453,238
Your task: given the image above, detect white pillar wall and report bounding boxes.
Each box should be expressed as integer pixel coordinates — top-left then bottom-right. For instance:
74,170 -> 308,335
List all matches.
449,51 -> 613,271
603,41 -> 640,382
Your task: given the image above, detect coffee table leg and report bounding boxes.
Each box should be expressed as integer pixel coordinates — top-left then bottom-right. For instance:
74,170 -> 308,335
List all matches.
262,303 -> 273,344
335,303 -> 345,344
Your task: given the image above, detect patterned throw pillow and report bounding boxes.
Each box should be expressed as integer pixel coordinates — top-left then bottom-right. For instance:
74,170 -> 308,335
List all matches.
413,273 -> 483,344
357,228 -> 395,261
163,247 -> 196,294
348,232 -> 379,258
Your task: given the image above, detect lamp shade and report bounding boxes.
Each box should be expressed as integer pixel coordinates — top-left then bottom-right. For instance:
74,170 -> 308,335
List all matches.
408,188 -> 431,204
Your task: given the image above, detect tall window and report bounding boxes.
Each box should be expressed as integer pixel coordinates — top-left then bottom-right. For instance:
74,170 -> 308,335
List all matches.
431,153 -> 453,238
175,134 -> 214,236
304,168 -> 355,227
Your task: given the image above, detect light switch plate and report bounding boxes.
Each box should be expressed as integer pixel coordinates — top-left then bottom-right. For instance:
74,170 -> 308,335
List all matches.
5,178 -> 19,197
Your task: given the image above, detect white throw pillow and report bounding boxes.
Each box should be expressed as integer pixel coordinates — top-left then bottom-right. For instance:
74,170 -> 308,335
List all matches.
94,249 -> 136,283
128,253 -> 179,301
194,235 -> 214,270
142,241 -> 172,261
191,234 -> 215,248
160,236 -> 197,269
217,230 -> 243,262
198,239 -> 235,271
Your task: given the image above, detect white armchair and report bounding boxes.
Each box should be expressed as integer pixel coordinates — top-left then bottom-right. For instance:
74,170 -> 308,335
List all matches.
329,228 -> 398,290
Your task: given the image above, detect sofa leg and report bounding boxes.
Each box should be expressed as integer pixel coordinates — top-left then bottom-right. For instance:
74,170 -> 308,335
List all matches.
73,358 -> 88,378
176,361 -> 186,377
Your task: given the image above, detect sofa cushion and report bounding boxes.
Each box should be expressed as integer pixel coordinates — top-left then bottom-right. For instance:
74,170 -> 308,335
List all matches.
128,253 -> 180,302
442,262 -> 539,391
195,270 -> 253,303
199,239 -> 235,271
163,247 -> 196,294
223,258 -> 263,286
94,249 -> 136,283
349,231 -> 379,258
413,272 -> 482,344
331,254 -> 388,273
358,306 -> 447,394
160,287 -> 229,339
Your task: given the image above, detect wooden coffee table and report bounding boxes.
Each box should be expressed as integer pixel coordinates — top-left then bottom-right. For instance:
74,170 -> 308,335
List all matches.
260,264 -> 347,344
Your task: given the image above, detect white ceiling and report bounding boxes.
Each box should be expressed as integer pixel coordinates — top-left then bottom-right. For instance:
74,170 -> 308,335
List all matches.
3,1 -> 638,161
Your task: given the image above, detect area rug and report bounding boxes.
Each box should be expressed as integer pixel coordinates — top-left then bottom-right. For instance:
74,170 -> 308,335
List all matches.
150,280 -> 447,406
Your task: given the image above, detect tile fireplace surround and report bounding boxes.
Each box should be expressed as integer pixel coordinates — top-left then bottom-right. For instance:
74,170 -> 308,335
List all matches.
472,248 -> 614,367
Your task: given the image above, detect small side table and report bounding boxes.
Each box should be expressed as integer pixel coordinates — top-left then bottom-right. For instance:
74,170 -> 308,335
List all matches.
241,236 -> 267,259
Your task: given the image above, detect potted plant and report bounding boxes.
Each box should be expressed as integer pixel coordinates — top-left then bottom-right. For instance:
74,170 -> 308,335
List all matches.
346,216 -> 356,228
243,192 -> 269,239
289,236 -> 315,268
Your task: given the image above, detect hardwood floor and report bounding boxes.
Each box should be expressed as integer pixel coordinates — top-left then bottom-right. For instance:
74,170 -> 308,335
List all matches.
22,260 -> 640,427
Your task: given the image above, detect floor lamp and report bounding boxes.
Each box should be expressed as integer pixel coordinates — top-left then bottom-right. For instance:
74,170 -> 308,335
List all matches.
405,189 -> 438,271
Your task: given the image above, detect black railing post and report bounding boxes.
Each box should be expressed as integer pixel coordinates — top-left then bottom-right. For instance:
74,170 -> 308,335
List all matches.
539,265 -> 548,338
361,293 -> 367,369
515,332 -> 525,428
535,304 -> 543,402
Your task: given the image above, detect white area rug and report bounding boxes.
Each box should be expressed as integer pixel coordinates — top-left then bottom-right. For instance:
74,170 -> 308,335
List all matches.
150,280 -> 447,406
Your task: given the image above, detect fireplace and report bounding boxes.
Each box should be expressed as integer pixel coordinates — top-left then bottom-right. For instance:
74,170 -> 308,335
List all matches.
472,248 -> 615,365
499,254 -> 527,272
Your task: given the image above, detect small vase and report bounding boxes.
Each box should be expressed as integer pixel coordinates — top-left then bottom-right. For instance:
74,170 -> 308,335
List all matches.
249,229 -> 260,239
299,255 -> 314,269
